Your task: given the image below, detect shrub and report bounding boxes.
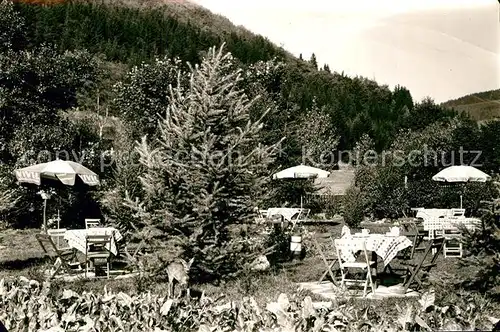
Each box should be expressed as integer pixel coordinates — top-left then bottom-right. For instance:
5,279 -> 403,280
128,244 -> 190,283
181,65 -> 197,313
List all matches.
0,277 -> 498,331
460,191 -> 500,298
342,185 -> 365,227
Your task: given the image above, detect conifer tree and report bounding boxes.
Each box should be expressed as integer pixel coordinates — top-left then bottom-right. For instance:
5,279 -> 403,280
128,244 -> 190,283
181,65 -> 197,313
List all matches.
309,53 -> 318,69
125,45 -> 283,280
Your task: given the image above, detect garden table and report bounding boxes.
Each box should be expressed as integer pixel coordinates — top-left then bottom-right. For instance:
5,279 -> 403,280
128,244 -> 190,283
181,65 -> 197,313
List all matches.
266,208 -> 303,221
64,227 -> 123,256
423,217 -> 480,239
416,208 -> 453,220
339,234 -> 413,288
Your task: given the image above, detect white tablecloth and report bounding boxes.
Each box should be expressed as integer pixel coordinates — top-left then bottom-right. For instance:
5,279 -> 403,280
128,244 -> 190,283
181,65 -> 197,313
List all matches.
266,208 -> 302,221
423,217 -> 480,233
64,227 -> 123,256
339,234 -> 412,266
416,209 -> 452,220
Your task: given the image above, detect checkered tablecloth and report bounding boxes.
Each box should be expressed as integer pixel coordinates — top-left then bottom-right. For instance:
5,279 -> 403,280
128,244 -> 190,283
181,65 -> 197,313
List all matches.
423,217 -> 480,232
64,227 -> 123,256
338,234 -> 413,266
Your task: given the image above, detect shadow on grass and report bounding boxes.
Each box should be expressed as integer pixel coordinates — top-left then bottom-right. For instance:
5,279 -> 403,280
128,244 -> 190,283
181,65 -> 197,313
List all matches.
377,272 -> 405,287
0,256 -> 48,270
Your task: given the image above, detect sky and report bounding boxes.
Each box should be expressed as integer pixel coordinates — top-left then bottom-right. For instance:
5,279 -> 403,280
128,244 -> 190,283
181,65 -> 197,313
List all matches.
192,0 -> 499,103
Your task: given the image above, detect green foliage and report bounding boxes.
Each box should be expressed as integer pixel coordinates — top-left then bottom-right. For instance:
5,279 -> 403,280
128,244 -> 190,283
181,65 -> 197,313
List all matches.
264,226 -> 292,265
479,120 -> 500,174
2,277 -> 497,331
0,45 -> 100,163
267,180 -> 316,209
15,1 -> 287,65
0,0 -> 493,233
342,186 -> 365,227
309,53 -> 318,70
113,56 -> 184,139
100,151 -> 144,236
459,182 -> 500,297
0,0 -> 25,52
444,88 -> 500,107
296,102 -> 339,168
0,164 -> 18,221
7,0 -> 464,161
123,46 -> 282,281
0,8 -> 103,228
442,88 -> 500,122
352,118 -> 496,219
403,97 -> 458,131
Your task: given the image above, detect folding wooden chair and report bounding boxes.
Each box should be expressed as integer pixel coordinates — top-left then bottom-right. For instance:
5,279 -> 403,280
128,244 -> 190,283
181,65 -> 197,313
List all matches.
255,209 -> 268,224
402,237 -> 445,293
383,221 -> 428,275
442,227 -> 463,258
334,238 -> 376,297
290,208 -> 310,232
123,239 -> 147,271
450,209 -> 466,217
85,234 -> 112,279
400,220 -> 428,259
35,233 -> 81,279
47,228 -> 70,251
312,233 -> 339,285
85,219 -> 101,229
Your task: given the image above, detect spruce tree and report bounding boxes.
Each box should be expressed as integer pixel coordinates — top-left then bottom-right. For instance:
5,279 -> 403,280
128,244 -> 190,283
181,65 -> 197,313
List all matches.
125,45 -> 282,280
310,53 -> 318,69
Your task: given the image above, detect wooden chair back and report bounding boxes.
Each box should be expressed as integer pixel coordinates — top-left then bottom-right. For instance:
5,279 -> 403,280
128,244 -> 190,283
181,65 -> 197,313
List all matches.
450,209 -> 465,217
85,234 -> 112,278
312,232 -> 338,283
85,234 -> 111,254
334,238 -> 375,297
124,239 -> 146,261
334,238 -> 371,267
400,220 -> 426,259
47,228 -> 70,250
35,233 -> 79,276
85,219 -> 101,229
403,237 -> 445,292
289,208 -> 311,231
36,233 -> 61,258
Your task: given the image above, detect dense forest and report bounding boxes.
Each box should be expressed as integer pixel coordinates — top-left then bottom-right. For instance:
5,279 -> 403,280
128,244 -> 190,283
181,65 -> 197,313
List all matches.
1,0 -> 499,230
442,88 -> 500,122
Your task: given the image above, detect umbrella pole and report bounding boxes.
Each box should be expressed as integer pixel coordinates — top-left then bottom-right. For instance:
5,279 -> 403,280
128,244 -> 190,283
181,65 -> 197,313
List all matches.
42,198 -> 47,232
300,195 -> 303,209
460,195 -> 463,209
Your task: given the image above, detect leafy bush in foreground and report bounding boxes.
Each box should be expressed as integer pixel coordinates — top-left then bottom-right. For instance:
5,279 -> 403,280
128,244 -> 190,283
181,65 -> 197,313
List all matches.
1,277 -> 498,332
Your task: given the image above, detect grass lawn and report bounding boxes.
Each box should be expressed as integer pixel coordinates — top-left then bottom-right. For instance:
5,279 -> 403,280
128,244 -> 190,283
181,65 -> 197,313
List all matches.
0,222 -> 476,308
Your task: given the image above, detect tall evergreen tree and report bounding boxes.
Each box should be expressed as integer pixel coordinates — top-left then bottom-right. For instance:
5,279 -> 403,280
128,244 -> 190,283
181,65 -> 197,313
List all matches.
309,53 -> 318,69
124,45 -> 283,280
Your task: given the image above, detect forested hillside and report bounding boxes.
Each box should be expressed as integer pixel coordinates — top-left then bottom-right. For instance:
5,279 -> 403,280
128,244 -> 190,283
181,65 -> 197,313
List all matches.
10,0 -> 447,152
442,89 -> 500,122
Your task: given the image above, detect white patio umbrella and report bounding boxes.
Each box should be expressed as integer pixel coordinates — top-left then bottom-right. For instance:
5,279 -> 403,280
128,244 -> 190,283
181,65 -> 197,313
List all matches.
432,165 -> 491,208
272,164 -> 330,208
272,164 -> 330,180
14,159 -> 100,230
